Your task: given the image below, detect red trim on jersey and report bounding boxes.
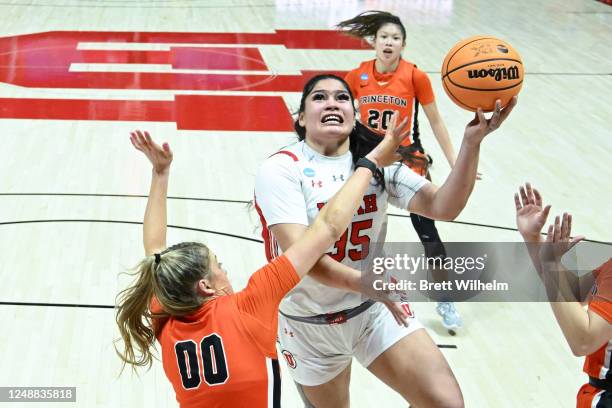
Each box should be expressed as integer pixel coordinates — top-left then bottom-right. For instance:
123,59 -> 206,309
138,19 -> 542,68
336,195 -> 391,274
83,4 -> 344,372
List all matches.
272,150 -> 299,162
254,198 -> 277,262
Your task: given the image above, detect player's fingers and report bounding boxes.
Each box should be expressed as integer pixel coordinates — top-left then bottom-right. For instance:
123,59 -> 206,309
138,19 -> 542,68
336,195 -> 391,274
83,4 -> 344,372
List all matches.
499,96 -> 518,122
385,111 -> 398,135
394,307 -> 408,327
526,182 -> 535,204
554,215 -> 561,242
144,131 -> 154,147
394,114 -> 409,137
514,193 -> 521,211
386,301 -> 407,327
135,130 -> 147,146
519,185 -> 529,207
129,134 -> 142,151
129,134 -> 140,149
546,224 -> 554,243
488,100 -> 502,130
476,107 -> 486,127
542,205 -> 552,221
533,187 -> 542,207
560,213 -> 570,240
399,129 -> 411,145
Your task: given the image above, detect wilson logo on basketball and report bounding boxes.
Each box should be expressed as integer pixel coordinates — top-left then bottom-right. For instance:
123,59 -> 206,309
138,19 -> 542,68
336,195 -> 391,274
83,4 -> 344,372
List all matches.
467,66 -> 520,82
282,350 -> 297,369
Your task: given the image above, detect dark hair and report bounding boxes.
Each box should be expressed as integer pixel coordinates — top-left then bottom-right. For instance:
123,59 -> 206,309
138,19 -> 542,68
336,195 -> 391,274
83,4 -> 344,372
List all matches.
336,10 -> 406,45
294,74 -> 428,191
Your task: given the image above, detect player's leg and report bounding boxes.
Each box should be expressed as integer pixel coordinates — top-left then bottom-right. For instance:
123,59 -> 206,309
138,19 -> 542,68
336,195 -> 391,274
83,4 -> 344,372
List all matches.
410,212 -> 462,333
357,303 -> 464,408
277,314 -> 354,408
296,364 -> 351,408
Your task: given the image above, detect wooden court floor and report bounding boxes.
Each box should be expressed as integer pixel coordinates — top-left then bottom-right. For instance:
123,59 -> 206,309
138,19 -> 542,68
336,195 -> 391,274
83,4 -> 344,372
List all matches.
0,0 -> 610,406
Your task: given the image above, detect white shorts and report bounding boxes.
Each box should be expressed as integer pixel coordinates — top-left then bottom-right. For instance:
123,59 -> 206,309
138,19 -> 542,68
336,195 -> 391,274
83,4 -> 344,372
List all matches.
277,302 -> 423,386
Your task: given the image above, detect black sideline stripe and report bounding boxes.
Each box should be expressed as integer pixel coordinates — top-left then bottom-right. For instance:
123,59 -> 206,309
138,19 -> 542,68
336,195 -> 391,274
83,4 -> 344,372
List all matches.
0,302 -> 458,349
388,214 -> 612,246
0,192 -> 250,204
0,219 -> 263,243
0,301 -> 114,309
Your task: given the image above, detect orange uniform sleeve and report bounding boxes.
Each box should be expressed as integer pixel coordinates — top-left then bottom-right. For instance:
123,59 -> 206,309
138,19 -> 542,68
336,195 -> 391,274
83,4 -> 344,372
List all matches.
589,259 -> 612,323
344,68 -> 359,98
234,255 -> 300,328
413,67 -> 435,105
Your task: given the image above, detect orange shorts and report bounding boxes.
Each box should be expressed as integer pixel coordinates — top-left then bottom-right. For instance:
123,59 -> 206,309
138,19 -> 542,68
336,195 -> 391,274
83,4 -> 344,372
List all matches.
577,383 -> 612,407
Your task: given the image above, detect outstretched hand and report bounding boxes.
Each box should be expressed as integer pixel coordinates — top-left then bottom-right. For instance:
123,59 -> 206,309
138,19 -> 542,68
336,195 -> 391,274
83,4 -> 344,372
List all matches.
464,96 -> 517,145
514,182 -> 551,241
365,111 -> 410,168
540,212 -> 585,265
130,130 -> 173,175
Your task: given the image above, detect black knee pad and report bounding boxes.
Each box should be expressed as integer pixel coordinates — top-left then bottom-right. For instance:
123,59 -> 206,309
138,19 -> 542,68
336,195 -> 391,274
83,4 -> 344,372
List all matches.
410,213 -> 446,259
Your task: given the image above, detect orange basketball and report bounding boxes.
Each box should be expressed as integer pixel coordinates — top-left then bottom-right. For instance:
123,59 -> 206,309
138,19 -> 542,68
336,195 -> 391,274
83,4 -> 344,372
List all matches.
441,36 -> 523,112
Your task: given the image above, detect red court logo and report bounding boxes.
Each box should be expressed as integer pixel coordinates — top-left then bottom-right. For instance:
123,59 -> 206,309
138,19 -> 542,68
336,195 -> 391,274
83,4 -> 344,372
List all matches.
0,30 -> 367,131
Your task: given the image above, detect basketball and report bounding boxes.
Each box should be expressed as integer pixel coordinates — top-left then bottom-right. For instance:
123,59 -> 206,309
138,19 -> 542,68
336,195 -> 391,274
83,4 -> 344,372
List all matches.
441,36 -> 523,112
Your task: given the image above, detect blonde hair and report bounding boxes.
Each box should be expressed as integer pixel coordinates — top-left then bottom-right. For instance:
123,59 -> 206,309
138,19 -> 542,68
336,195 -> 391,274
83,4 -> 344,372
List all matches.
115,242 -> 211,372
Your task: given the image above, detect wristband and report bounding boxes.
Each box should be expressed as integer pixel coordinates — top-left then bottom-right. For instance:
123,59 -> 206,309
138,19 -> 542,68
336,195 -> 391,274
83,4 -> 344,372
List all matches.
355,157 -> 377,175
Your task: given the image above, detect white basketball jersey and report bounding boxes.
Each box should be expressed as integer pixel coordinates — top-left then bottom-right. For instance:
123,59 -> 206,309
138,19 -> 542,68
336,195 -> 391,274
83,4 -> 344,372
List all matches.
254,140 -> 428,316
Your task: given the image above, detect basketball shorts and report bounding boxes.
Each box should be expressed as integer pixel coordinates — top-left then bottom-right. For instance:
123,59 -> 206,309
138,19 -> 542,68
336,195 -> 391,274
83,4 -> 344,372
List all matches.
577,383 -> 612,408
277,302 -> 423,386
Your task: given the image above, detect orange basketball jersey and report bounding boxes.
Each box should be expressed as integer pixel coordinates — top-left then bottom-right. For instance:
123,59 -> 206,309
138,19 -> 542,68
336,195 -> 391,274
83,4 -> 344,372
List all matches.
155,255 -> 299,408
345,59 -> 435,147
583,258 -> 612,380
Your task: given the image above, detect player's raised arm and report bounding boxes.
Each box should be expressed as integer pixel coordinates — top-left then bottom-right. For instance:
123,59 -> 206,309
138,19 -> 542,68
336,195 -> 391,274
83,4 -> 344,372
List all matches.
283,112 -> 408,277
129,130 -> 173,256
408,97 -> 517,221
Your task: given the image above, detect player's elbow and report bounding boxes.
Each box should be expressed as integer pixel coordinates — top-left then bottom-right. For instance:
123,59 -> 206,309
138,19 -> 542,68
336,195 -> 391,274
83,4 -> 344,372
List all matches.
431,207 -> 459,222
570,343 -> 591,357
428,194 -> 462,221
568,336 -> 601,357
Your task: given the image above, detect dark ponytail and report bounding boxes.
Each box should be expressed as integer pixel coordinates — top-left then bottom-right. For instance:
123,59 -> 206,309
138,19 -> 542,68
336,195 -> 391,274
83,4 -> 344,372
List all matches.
336,10 -> 406,44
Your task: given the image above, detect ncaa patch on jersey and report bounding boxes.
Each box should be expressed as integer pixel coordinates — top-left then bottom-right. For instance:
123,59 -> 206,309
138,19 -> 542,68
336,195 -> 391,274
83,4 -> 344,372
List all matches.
360,73 -> 368,81
303,168 -> 315,177
282,350 -> 297,369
